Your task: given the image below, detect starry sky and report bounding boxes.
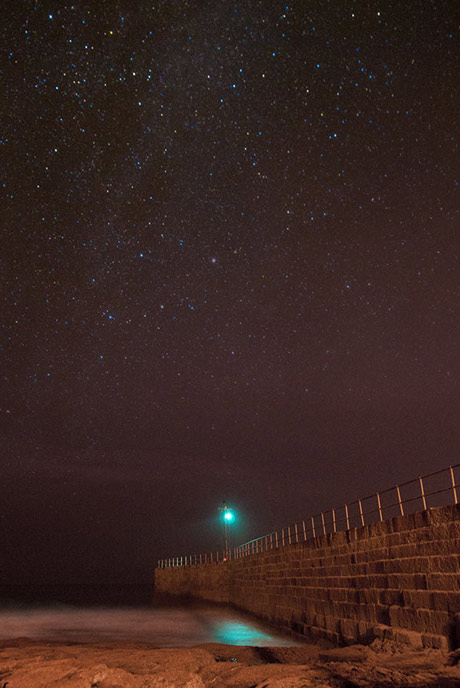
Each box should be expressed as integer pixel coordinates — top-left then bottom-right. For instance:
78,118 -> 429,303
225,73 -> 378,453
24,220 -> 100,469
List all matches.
1,1 -> 459,586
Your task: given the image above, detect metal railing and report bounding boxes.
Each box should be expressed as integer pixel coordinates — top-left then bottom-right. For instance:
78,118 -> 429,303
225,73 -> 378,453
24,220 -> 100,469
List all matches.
157,463 -> 459,568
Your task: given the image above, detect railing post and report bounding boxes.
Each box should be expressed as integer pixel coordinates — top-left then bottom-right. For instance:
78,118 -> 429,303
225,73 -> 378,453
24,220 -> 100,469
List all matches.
311,516 -> 316,538
376,492 -> 383,521
270,532 -> 273,549
282,528 -> 285,547
345,504 -> 350,530
302,520 -> 307,541
275,531 -> 279,548
295,522 -> 299,543
265,535 -> 268,551
288,525 -> 292,545
321,512 -> 326,536
419,476 -> 427,510
332,508 -> 336,533
396,485 -> 404,515
450,466 -> 458,505
358,500 -> 365,527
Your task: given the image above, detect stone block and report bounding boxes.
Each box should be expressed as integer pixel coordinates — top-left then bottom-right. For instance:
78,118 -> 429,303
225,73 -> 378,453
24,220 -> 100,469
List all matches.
366,574 -> 389,588
403,589 -> 432,609
394,556 -> 431,574
325,614 -> 341,633
357,620 -> 375,643
390,605 -> 452,636
428,504 -> 460,526
429,554 -> 460,573
390,627 -> 425,649
327,587 -> 348,602
375,605 -> 390,625
426,573 -> 460,591
421,633 -> 450,650
379,588 -> 404,606
339,617 -> 358,639
357,588 -> 379,605
429,591 -> 460,613
387,573 -> 426,590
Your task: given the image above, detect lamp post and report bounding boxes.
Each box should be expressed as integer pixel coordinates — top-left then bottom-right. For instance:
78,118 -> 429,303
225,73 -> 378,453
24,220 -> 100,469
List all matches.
218,504 -> 234,558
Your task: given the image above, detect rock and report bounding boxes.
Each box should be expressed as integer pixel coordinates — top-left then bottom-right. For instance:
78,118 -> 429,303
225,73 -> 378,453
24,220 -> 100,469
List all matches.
318,644 -> 370,663
0,638 -> 459,687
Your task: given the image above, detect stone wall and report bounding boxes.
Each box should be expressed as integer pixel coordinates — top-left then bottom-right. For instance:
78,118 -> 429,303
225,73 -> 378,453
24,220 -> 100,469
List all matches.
154,504 -> 460,649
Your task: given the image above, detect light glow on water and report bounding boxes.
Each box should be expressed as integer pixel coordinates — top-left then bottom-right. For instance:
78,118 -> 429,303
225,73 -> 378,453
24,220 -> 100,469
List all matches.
0,605 -> 301,647
212,621 -> 273,645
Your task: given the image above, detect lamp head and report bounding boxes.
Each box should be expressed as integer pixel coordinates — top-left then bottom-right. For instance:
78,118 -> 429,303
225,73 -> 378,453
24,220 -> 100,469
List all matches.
224,510 -> 234,523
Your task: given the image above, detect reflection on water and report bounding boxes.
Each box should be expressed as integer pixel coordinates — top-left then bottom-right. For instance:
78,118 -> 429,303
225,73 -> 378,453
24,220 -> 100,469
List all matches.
0,602 -> 301,647
212,621 -> 273,646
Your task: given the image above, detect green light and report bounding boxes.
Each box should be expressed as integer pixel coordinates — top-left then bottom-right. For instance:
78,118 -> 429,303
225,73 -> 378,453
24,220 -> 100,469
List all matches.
224,510 -> 234,522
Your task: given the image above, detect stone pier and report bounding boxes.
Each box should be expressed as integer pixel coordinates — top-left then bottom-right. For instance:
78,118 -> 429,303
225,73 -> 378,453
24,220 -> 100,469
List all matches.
155,504 -> 460,649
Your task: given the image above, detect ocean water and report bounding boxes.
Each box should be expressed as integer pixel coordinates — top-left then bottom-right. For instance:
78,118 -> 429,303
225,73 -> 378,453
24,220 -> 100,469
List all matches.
0,585 -> 301,647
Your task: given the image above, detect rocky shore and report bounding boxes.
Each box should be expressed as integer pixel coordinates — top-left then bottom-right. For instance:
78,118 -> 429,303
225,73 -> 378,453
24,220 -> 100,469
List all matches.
1,638 -> 460,687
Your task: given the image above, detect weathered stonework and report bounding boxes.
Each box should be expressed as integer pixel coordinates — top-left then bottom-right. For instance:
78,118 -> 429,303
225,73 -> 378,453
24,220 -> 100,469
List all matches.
154,504 -> 460,649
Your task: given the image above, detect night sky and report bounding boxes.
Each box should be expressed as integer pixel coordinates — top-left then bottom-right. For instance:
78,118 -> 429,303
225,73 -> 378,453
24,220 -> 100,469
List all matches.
2,1 -> 459,586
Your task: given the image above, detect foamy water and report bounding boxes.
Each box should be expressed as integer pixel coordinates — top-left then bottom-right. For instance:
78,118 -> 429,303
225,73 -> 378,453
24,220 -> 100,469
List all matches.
0,604 -> 301,646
